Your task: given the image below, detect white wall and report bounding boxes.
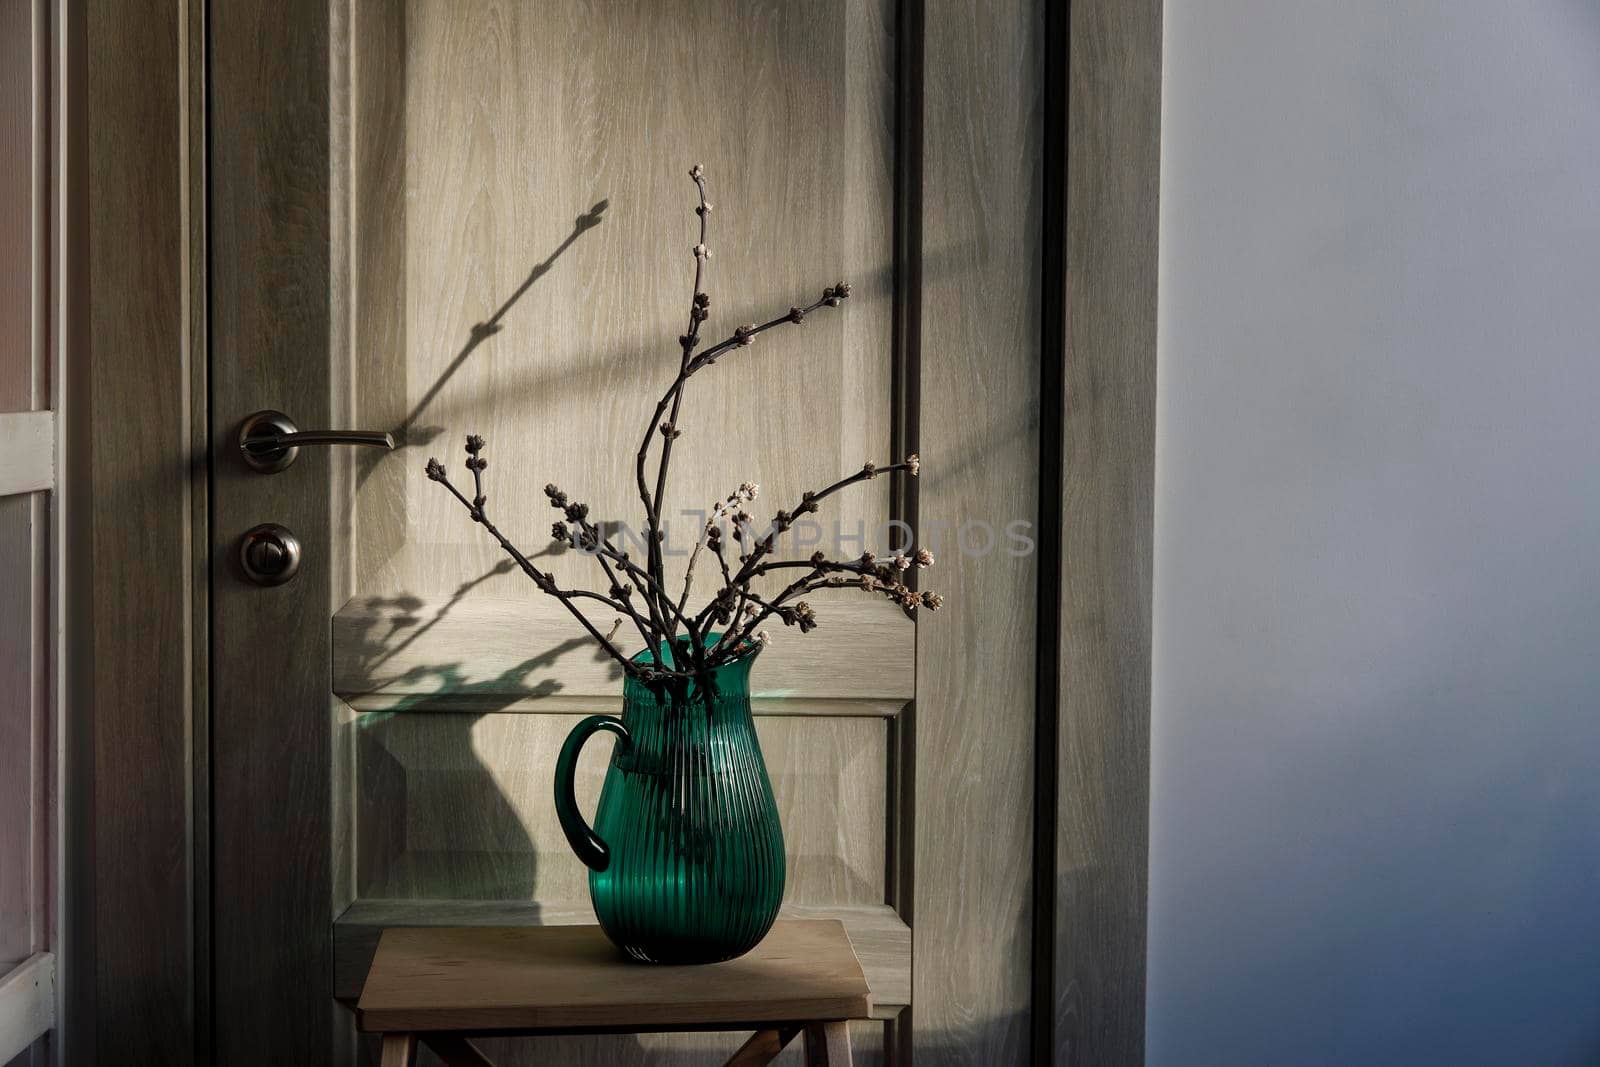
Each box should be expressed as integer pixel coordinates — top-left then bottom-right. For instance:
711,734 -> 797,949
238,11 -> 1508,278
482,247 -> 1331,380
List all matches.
1151,3 -> 1600,1064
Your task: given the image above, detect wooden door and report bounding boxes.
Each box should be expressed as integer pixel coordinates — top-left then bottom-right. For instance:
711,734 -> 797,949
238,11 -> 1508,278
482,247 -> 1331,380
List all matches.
207,2 -> 1045,1064
212,3 -> 907,1062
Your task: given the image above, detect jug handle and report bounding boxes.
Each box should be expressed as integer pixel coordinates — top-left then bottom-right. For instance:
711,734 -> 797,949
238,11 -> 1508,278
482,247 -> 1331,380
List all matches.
555,713 -> 632,873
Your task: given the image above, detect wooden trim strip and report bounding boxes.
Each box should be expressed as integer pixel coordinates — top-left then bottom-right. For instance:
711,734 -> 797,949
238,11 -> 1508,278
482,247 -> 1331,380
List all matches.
180,0 -> 209,1057
0,953 -> 55,1063
886,0 -> 924,925
341,693 -> 908,718
53,0 -> 93,1060
82,0 -> 196,1060
0,410 -> 53,495
912,0 -> 1041,1059
1033,0 -> 1068,1057
333,596 -> 916,709
885,5 -> 925,1062
1056,1 -> 1162,1064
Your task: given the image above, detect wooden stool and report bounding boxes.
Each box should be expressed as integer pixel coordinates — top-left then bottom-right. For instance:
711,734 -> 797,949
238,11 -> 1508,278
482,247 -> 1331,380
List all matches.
356,919 -> 872,1066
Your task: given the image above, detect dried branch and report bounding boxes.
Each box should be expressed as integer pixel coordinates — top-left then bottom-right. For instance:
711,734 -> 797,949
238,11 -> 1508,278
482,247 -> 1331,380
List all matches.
696,455 -> 919,635
634,163 -> 856,644
428,446 -> 695,682
675,482 -> 758,623
427,167 -> 943,684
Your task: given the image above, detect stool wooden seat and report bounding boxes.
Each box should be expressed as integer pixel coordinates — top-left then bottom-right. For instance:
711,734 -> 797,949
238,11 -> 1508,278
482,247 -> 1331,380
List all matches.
356,918 -> 872,1066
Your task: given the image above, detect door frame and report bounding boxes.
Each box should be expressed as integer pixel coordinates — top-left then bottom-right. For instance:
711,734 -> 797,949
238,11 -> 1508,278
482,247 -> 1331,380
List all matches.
58,0 -> 208,1062
1044,1 -> 1163,1065
66,0 -> 1166,1063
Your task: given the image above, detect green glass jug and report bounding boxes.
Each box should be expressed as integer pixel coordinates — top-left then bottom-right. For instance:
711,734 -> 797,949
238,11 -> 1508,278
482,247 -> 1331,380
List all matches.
554,638 -> 785,963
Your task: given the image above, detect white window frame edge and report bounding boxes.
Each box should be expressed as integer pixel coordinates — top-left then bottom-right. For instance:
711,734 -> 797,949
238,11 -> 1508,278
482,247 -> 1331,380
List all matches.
0,410 -> 55,496
0,954 -> 55,1063
0,0 -> 61,1059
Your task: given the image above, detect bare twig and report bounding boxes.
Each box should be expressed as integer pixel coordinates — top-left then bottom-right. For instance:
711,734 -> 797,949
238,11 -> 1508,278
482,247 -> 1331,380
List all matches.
427,168 -> 942,683
429,449 -> 695,682
696,457 -> 917,635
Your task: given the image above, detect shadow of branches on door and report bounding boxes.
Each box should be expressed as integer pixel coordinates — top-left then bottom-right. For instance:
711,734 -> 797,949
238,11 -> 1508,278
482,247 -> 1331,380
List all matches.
342,560 -> 623,902
357,198 -> 610,487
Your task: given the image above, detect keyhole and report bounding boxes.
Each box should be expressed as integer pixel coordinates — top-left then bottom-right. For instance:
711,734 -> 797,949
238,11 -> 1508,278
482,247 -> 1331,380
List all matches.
238,524 -> 302,586
250,539 -> 287,575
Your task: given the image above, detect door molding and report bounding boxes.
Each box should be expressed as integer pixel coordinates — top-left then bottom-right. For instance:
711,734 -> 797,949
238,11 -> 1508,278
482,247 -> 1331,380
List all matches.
912,0 -> 1043,1061
1050,1 -> 1162,1065
65,0 -> 207,1062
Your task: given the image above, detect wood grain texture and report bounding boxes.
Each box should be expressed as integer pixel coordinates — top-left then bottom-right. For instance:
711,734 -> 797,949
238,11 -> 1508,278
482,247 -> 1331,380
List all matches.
208,0 -> 332,1063
327,11 -> 370,1050
328,13 -> 405,1062
180,0 -> 211,1056
803,1021 -> 853,1067
334,899 -> 909,1020
883,6 -> 922,1063
346,0 -> 896,611
913,0 -> 1043,1063
334,595 -> 913,712
381,1032 -> 418,1067
340,0 -> 407,598
354,713 -> 886,908
1057,1 -> 1161,1064
85,0 -> 194,1060
356,920 -> 869,1032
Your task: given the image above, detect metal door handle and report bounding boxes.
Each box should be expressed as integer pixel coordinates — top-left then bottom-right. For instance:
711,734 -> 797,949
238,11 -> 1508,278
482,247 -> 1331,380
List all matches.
238,409 -> 395,473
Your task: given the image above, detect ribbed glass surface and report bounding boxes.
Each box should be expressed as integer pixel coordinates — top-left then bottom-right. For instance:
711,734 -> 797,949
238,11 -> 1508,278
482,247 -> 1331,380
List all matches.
584,642 -> 785,963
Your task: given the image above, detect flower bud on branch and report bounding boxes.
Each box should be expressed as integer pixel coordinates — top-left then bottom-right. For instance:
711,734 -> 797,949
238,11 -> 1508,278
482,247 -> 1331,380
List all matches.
428,166 -> 946,679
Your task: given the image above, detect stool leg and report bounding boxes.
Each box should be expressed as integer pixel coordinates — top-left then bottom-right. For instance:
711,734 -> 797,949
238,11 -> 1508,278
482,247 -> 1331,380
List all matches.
725,1026 -> 801,1066
802,1021 -> 852,1067
380,1032 -> 418,1067
425,1034 -> 499,1067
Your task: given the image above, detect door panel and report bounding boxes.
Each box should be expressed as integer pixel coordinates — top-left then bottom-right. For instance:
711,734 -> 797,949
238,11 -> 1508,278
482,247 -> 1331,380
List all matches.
344,0 -> 896,603
330,5 -> 905,1064
216,1 -> 911,1063
355,713 -> 887,904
